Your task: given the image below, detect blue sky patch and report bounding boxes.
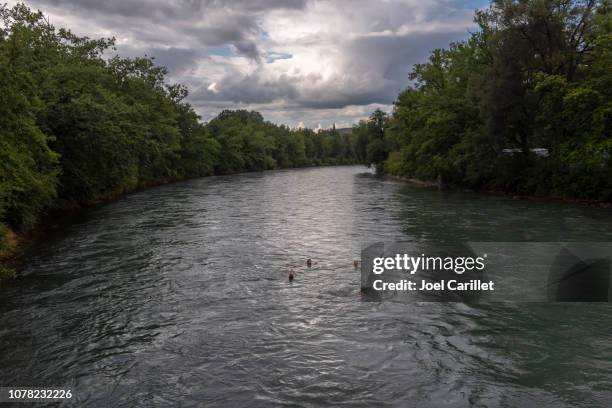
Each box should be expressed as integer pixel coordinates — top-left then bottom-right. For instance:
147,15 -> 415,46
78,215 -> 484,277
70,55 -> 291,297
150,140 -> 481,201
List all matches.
207,46 -> 234,58
266,52 -> 293,63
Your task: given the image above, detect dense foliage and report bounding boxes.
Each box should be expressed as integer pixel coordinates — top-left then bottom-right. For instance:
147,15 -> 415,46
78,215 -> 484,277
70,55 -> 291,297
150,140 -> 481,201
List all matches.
0,4 -> 358,261
359,0 -> 612,201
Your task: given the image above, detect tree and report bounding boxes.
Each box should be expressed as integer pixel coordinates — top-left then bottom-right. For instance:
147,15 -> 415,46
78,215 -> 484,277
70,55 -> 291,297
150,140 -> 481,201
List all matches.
352,109 -> 390,170
378,0 -> 611,199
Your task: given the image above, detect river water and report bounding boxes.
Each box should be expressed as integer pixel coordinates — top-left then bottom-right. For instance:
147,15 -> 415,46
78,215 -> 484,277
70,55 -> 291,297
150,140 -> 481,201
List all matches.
1,165 -> 612,407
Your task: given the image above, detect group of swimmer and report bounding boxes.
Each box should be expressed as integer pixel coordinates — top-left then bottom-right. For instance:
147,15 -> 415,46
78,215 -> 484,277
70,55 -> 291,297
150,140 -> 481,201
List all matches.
288,259 -> 360,282
288,259 -> 314,282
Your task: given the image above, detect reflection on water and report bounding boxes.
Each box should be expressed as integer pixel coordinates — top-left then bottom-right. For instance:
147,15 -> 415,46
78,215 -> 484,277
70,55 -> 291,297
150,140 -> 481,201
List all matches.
1,166 -> 611,407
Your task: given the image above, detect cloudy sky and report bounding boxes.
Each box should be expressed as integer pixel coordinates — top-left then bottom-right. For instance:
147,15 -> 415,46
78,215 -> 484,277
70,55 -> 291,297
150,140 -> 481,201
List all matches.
9,0 -> 488,129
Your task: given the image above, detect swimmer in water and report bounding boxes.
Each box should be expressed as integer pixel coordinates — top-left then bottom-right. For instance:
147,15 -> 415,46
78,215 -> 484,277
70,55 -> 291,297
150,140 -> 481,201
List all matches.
353,260 -> 360,269
306,259 -> 312,267
288,270 -> 294,282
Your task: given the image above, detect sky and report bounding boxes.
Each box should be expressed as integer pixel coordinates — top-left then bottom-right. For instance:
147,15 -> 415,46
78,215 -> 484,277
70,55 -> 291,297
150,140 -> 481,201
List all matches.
8,0 -> 489,129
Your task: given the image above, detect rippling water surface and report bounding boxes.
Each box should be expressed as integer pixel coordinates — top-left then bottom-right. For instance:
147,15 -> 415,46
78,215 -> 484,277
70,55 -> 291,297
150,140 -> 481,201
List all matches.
2,166 -> 612,407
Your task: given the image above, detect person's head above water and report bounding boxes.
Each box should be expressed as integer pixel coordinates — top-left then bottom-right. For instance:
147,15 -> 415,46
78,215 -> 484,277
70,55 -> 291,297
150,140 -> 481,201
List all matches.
288,270 -> 294,282
306,259 -> 312,267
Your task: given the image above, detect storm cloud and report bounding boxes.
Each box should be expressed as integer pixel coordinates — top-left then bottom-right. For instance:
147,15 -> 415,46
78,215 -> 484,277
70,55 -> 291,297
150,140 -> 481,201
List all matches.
8,0 -> 488,127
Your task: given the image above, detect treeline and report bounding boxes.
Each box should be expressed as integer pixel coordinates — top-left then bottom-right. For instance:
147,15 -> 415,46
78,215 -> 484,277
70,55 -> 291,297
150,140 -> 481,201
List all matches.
0,4 -> 357,272
358,0 -> 612,201
208,111 -> 356,173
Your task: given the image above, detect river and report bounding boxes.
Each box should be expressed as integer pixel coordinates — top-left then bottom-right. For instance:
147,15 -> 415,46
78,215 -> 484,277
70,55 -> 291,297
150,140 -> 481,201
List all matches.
1,165 -> 611,407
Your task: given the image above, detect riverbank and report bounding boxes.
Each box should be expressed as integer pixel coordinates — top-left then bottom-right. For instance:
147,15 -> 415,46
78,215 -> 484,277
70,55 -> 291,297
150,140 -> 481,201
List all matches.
0,175 -> 187,282
386,174 -> 612,208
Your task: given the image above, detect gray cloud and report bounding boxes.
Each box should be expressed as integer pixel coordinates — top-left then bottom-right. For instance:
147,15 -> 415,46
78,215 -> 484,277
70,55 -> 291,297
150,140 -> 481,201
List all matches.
143,47 -> 201,75
32,0 -> 297,61
201,0 -> 307,12
192,30 -> 467,110
192,71 -> 299,104
41,0 -> 306,19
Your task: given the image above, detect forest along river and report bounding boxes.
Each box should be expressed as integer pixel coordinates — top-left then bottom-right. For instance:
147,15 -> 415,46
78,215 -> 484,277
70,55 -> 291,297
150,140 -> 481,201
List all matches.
1,165 -> 612,407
